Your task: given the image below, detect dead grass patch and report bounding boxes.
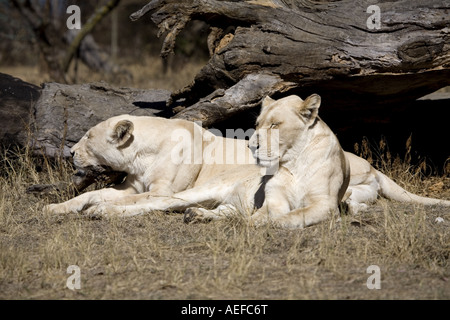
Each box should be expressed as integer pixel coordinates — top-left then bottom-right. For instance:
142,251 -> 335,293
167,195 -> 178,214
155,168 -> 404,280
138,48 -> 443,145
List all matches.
0,137 -> 449,300
1,55 -> 205,92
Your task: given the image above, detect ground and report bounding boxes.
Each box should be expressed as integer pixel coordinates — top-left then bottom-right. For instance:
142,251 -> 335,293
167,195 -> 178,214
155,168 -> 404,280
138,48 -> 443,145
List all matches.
0,151 -> 449,300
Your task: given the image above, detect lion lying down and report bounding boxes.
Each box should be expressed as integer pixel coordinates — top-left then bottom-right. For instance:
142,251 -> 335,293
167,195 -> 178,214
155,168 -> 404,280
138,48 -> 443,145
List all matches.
46,94 -> 450,228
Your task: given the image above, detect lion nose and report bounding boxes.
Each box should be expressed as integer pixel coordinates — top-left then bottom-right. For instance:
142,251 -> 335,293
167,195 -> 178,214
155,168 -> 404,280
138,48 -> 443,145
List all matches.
248,136 -> 259,152
248,144 -> 258,152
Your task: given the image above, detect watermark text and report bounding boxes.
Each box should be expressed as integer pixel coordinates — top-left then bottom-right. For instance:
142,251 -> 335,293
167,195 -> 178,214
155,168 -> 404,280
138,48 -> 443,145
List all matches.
66,5 -> 81,30
66,265 -> 81,290
366,265 -> 381,289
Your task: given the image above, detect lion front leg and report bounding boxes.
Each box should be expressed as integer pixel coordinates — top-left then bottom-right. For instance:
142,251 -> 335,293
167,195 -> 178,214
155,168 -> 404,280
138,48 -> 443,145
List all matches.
44,186 -> 136,215
85,183 -> 236,217
249,192 -> 290,227
45,191 -> 103,215
250,195 -> 340,229
249,206 -> 269,226
273,199 -> 340,229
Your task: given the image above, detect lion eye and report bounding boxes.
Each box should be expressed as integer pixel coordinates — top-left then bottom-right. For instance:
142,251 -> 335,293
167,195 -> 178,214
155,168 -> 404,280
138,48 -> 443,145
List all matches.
270,122 -> 281,128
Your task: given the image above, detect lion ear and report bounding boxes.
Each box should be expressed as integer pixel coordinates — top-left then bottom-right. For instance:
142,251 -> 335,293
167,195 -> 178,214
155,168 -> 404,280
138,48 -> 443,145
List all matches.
112,120 -> 134,147
261,96 -> 276,109
299,94 -> 321,123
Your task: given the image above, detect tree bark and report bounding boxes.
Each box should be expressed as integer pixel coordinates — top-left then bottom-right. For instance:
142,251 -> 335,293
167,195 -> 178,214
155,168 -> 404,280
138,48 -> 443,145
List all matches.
11,0 -> 67,82
131,0 -> 450,123
0,73 -> 41,147
29,81 -> 172,158
172,73 -> 296,127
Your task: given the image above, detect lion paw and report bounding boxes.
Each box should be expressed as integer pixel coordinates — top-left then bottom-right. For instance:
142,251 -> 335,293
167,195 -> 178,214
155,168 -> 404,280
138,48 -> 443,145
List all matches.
44,203 -> 67,215
183,208 -> 212,224
346,201 -> 368,215
84,204 -> 116,217
249,212 -> 268,227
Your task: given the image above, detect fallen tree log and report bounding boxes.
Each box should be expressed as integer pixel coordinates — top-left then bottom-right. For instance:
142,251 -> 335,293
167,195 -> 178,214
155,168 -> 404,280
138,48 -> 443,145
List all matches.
132,0 -> 450,122
1,70 -> 449,196
0,73 -> 172,158
30,81 -> 172,158
0,73 -> 41,147
172,73 -> 296,127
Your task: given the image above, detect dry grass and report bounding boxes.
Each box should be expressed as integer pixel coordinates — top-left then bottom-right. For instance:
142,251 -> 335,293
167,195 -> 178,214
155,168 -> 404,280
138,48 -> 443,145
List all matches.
0,139 -> 449,300
1,55 -> 205,91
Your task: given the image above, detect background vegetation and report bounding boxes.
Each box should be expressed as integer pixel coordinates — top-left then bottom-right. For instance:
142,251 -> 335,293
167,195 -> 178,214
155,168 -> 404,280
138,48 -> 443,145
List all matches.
0,0 -> 210,90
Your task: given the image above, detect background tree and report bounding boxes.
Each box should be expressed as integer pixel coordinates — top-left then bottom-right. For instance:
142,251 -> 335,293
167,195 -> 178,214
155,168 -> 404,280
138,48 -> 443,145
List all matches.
8,0 -> 121,82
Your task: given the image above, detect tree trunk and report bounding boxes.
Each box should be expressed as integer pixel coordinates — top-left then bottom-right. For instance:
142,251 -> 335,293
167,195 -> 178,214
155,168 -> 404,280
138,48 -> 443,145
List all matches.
62,0 -> 121,74
11,0 -> 67,82
11,0 -> 122,83
131,0 -> 450,123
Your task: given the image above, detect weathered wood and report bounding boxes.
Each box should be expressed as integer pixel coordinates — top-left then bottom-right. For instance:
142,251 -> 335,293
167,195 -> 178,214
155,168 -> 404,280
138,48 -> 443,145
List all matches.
26,170 -> 127,195
26,182 -> 72,195
0,74 -> 174,157
132,0 -> 450,109
173,73 -> 295,126
0,73 -> 41,147
30,82 -> 172,158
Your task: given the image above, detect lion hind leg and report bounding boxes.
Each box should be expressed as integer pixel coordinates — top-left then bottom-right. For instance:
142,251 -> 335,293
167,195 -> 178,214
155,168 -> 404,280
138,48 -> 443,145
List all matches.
184,204 -> 239,224
345,184 -> 379,214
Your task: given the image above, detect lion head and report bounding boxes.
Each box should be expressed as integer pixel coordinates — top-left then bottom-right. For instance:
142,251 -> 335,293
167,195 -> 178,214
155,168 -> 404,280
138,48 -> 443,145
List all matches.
248,94 -> 321,169
70,115 -> 134,189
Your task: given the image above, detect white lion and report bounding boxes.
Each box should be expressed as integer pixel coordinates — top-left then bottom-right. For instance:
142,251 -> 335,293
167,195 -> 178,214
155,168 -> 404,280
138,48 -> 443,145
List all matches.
46,95 -> 450,228
45,114 -> 255,215
80,94 -> 350,229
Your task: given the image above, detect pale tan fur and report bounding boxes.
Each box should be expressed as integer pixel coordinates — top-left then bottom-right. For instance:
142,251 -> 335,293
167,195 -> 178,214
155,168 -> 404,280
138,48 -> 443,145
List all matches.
45,115 -> 254,215
46,97 -> 450,223
78,94 -> 351,229
344,152 -> 450,212
246,94 -> 351,228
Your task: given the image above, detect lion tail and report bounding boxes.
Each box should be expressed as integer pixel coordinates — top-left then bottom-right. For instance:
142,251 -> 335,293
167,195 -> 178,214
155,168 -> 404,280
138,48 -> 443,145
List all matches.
375,170 -> 450,206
